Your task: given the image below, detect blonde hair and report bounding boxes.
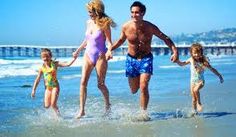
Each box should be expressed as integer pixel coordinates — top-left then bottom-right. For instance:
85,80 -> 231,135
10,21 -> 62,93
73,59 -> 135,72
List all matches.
86,0 -> 116,30
190,43 -> 209,66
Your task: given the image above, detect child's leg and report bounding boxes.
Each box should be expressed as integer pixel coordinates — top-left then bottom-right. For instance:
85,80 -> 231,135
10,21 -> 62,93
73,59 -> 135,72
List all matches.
190,85 -> 197,111
193,81 -> 204,112
44,89 -> 52,108
51,88 -> 60,116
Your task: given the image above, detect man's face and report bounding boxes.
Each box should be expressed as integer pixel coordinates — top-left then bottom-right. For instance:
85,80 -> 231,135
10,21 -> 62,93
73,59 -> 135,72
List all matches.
131,6 -> 143,22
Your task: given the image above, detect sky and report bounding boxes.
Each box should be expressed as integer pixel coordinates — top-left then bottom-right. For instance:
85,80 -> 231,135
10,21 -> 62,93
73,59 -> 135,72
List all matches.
0,0 -> 236,46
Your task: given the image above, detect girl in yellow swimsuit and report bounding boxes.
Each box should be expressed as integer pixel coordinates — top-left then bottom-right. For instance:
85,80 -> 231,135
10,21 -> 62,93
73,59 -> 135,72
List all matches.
31,48 -> 77,117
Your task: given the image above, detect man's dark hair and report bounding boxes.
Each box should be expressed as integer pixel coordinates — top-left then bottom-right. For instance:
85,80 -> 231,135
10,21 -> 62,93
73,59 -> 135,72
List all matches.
130,1 -> 146,15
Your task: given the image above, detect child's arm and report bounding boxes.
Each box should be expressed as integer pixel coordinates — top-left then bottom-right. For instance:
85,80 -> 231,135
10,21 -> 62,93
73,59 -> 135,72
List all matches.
207,64 -> 224,83
31,70 -> 43,98
57,56 -> 77,67
176,58 -> 190,66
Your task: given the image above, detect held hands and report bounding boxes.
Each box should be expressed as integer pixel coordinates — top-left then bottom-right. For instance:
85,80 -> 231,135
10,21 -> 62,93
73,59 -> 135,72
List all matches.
105,50 -> 113,61
73,53 -> 78,59
171,52 -> 179,63
72,51 -> 79,58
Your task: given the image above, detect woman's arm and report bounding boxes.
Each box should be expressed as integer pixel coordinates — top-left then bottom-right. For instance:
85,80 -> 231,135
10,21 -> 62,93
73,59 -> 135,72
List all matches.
104,26 -> 112,48
73,39 -> 87,57
104,26 -> 113,60
73,20 -> 90,57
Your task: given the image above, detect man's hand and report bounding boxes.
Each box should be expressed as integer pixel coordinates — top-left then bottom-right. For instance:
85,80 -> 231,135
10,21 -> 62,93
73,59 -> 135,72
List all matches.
105,50 -> 113,61
170,52 -> 179,63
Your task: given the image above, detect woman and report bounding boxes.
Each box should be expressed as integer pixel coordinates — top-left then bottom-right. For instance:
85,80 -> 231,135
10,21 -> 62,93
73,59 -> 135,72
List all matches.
73,0 -> 116,119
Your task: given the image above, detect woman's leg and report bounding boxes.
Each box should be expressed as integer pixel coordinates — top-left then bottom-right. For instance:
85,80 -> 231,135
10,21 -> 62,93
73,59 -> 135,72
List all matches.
76,54 -> 94,118
95,54 -> 111,112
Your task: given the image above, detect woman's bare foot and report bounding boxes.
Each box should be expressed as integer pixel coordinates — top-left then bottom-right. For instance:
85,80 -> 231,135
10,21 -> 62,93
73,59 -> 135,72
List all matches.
75,111 -> 85,119
197,103 -> 203,112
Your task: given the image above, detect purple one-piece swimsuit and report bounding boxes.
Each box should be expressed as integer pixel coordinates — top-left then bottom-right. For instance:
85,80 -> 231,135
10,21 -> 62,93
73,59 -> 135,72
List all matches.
85,30 -> 107,65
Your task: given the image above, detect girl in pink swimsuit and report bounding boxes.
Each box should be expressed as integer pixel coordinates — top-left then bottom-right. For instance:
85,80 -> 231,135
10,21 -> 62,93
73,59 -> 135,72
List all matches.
73,0 -> 116,119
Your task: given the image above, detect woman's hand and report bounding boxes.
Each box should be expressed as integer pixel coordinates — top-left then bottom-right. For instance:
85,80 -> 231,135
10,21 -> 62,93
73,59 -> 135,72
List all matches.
105,50 -> 113,60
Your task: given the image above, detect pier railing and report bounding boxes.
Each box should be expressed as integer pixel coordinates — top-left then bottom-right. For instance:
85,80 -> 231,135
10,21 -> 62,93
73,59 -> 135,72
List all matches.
0,45 -> 235,57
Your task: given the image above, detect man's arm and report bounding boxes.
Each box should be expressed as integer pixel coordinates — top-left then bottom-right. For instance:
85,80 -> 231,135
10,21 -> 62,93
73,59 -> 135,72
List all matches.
106,25 -> 127,60
110,26 -> 127,51
152,25 -> 178,62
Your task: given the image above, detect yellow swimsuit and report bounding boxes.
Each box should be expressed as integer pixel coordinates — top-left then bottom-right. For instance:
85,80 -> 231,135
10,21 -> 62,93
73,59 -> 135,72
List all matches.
41,61 -> 58,90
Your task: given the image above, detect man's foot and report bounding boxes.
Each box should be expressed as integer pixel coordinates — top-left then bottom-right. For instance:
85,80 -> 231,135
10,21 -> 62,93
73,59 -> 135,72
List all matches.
139,110 -> 151,121
197,103 -> 203,112
75,112 -> 85,119
103,104 -> 112,118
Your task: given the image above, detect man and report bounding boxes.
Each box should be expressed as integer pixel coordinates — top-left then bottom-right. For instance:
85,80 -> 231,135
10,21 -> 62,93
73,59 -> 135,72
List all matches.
107,1 -> 178,118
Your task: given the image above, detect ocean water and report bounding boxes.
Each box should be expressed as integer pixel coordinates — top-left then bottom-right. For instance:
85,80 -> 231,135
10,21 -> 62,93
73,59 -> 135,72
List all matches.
0,54 -> 236,137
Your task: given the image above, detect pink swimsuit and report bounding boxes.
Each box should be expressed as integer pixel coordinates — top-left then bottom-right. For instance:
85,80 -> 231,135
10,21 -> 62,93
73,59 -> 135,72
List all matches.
85,30 -> 107,65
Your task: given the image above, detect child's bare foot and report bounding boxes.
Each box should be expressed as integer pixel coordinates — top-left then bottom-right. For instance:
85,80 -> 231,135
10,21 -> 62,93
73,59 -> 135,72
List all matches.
197,103 -> 203,112
75,112 -> 85,119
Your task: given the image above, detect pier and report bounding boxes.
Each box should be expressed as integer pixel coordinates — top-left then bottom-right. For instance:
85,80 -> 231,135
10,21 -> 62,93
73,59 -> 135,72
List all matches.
0,45 -> 235,57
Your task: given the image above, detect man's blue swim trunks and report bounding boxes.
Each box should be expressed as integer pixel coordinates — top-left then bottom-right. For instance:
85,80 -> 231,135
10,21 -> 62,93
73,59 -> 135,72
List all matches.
125,53 -> 153,77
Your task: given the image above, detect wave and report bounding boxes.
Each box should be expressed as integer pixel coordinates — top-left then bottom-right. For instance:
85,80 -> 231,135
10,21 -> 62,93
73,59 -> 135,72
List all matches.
61,74 -> 81,79
107,70 -> 125,74
0,58 -> 84,78
159,65 -> 179,69
0,65 -> 38,78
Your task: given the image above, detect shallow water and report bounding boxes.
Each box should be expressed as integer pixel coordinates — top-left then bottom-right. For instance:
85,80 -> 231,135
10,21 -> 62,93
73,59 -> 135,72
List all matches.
1,55 -> 236,137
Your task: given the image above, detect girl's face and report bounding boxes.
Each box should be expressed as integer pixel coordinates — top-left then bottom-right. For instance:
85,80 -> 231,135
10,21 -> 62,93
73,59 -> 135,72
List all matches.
192,50 -> 202,60
41,52 -> 51,64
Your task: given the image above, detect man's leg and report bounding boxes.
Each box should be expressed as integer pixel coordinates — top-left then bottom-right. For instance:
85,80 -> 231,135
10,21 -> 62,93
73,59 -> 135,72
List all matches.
128,76 -> 140,94
139,73 -> 151,110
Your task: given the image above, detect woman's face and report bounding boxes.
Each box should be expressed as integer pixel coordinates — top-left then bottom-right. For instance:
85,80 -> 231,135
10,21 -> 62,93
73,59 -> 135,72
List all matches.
88,9 -> 96,20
